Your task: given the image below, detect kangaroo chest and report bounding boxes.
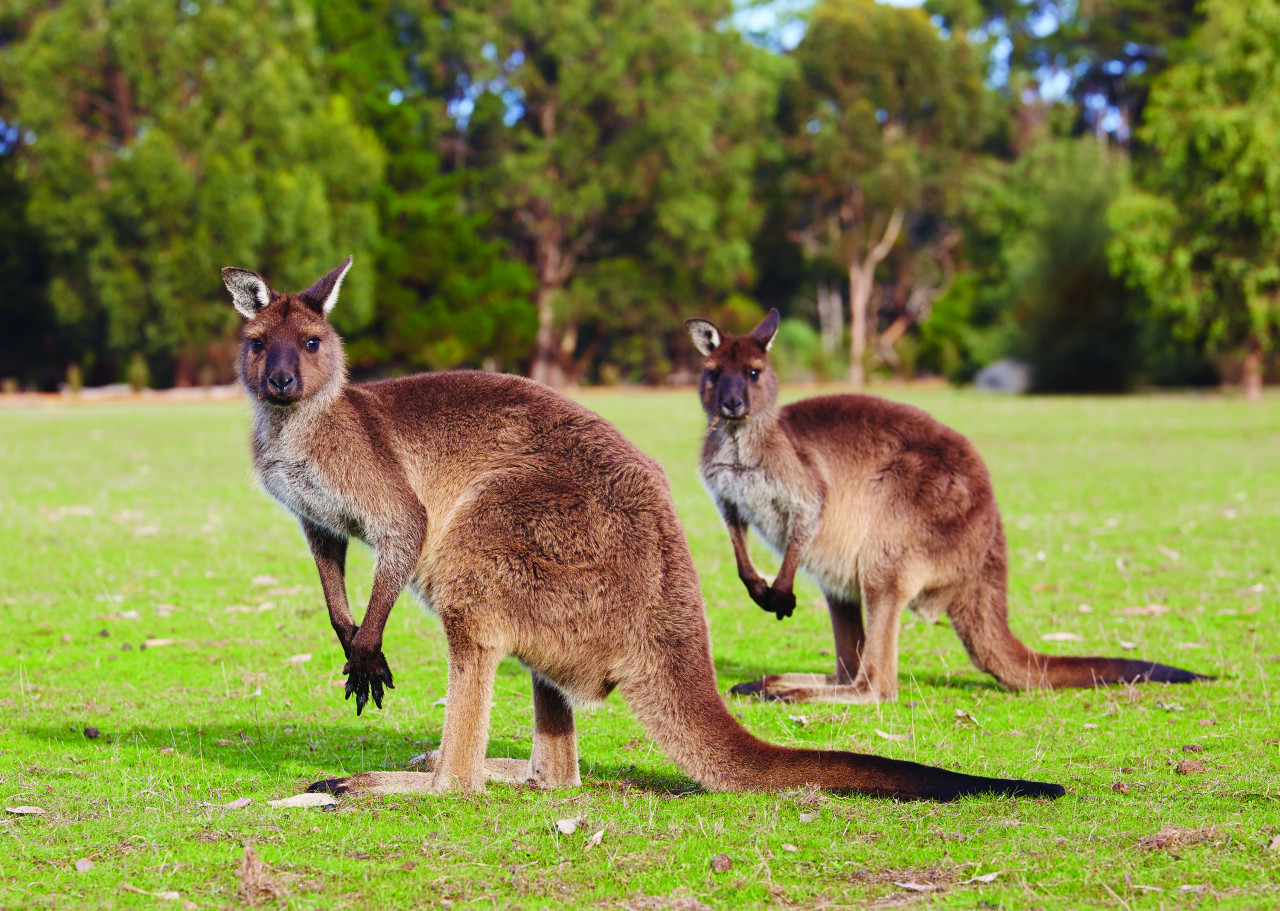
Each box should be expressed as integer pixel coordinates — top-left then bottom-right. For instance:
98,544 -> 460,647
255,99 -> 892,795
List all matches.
254,420 -> 364,541
701,428 -> 810,556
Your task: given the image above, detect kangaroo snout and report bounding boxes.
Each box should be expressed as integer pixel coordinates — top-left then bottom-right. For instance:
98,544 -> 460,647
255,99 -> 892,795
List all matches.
268,371 -> 296,393
719,396 -> 746,418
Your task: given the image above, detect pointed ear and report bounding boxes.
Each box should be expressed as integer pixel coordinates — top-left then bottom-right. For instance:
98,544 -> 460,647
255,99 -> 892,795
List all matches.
749,309 -> 781,351
302,255 -> 353,316
685,319 -> 722,357
221,267 -> 273,319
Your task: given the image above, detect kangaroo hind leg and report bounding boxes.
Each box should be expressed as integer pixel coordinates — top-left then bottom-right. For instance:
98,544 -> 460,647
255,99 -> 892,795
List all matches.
408,671 -> 582,789
730,592 -> 867,701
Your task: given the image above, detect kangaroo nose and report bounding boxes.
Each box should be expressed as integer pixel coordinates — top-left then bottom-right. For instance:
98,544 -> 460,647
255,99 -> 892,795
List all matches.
720,397 -> 745,418
268,372 -> 295,393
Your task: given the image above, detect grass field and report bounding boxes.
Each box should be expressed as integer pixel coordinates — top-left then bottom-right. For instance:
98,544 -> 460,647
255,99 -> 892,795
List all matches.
1,386 -> 1278,909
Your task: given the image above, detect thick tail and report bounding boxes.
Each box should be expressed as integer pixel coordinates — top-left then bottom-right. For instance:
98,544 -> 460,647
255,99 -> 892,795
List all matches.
949,546 -> 1214,690
622,578 -> 1063,801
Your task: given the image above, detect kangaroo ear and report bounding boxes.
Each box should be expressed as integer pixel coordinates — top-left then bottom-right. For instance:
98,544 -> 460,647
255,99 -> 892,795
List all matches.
750,309 -> 781,351
685,319 -> 722,356
221,267 -> 274,319
302,255 -> 353,316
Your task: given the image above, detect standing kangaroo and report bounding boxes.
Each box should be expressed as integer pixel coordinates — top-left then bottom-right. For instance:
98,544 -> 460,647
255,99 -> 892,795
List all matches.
219,259 -> 1064,801
687,310 -> 1211,704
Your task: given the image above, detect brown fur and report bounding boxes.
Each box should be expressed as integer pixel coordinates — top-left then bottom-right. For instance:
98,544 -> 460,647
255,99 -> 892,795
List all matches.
220,260 -> 1066,801
687,310 -> 1213,704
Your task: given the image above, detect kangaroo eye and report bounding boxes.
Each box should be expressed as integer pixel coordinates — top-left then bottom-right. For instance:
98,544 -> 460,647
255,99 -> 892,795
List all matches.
305,337 -> 320,352
249,339 -> 264,353
707,369 -> 721,381
749,369 -> 761,381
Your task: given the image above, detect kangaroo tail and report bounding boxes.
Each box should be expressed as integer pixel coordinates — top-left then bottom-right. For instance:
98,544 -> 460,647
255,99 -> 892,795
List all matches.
622,544 -> 1063,801
949,543 -> 1214,690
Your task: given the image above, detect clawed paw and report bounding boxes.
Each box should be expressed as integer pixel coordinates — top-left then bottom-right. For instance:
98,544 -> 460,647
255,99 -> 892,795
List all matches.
750,586 -> 795,620
342,648 -> 395,716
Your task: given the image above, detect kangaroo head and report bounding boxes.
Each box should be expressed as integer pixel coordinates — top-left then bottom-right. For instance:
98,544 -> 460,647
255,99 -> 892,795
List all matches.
221,257 -> 351,407
685,309 -> 780,423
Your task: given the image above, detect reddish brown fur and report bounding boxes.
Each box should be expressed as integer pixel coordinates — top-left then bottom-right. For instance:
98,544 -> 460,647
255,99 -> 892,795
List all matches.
687,310 -> 1212,704
220,260 -> 1065,801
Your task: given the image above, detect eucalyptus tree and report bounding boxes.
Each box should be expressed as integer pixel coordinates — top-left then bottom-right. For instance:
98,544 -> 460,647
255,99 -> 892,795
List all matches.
784,0 -> 993,386
438,0 -> 775,386
0,0 -> 381,385
1108,0 -> 1280,400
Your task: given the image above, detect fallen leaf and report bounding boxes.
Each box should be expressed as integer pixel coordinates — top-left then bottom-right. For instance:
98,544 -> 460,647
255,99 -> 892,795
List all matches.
1174,759 -> 1205,775
1178,885 -> 1208,894
1041,632 -> 1084,642
584,829 -> 604,850
1133,885 -> 1163,892
143,638 -> 174,648
215,739 -> 234,747
1118,640 -> 1137,651
120,610 -> 141,620
284,654 -> 311,666
1237,583 -> 1265,595
1083,723 -> 1099,730
157,747 -> 175,755
874,728 -> 911,742
1078,604 -> 1093,614
222,798 -> 252,809
267,793 -> 336,809
710,853 -> 732,873
266,586 -> 303,596
1031,582 -> 1059,592
5,806 -> 45,815
1157,545 -> 1181,561
893,882 -> 937,892
960,872 -> 1001,885
1268,834 -> 1280,852
256,602 -> 275,613
225,605 -> 254,614
251,575 -> 279,586
555,818 -> 579,835
788,714 -> 809,728
1119,604 -> 1170,617
799,811 -> 818,823
780,843 -> 798,853
75,858 -> 93,873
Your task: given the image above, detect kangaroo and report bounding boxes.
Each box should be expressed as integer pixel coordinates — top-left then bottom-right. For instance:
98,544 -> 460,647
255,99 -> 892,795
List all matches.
219,258 -> 1064,801
686,309 -> 1212,704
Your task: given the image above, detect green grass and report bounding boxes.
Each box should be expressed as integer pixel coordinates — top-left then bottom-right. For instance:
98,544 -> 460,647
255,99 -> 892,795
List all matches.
1,386 -> 1278,909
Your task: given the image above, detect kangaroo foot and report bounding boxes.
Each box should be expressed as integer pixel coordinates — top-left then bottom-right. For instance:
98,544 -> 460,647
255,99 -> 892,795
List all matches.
342,648 -> 395,716
407,751 -> 578,789
307,770 -> 460,797
732,673 -> 892,704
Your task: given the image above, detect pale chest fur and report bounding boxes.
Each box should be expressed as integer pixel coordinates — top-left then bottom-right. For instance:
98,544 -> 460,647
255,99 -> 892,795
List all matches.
253,407 -> 364,541
700,421 -> 820,558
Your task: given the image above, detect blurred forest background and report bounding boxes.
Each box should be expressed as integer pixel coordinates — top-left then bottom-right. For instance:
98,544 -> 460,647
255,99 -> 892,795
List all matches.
1,0 -> 1277,395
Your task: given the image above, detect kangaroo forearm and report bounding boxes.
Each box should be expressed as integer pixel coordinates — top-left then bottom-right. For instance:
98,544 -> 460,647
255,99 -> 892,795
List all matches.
725,515 -> 763,584
301,521 -> 356,644
773,535 -> 804,592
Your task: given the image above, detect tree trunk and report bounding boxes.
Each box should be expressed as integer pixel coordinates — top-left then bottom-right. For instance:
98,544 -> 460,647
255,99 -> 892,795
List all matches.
1242,337 -> 1264,402
845,207 -> 905,388
529,283 -> 562,387
817,281 -> 842,354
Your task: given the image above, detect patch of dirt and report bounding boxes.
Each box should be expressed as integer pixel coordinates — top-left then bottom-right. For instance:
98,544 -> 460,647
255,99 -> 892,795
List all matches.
237,842 -> 287,906
1137,825 -> 1220,852
618,893 -> 713,911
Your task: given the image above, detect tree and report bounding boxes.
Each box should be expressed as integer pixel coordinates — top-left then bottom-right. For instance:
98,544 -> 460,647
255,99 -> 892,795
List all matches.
308,0 -> 537,375
0,0 -> 382,386
438,0 -> 774,386
1108,0 -> 1280,400
784,0 -> 994,386
926,0 -> 1202,143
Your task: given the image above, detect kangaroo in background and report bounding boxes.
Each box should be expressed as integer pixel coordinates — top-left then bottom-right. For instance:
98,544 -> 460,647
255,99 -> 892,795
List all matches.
219,258 -> 1065,801
687,309 -> 1212,704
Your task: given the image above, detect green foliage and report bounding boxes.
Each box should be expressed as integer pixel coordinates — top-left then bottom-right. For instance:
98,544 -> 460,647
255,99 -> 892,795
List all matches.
0,0 -> 382,384
309,0 -> 537,374
915,271 -> 1010,383
1108,0 -> 1280,356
